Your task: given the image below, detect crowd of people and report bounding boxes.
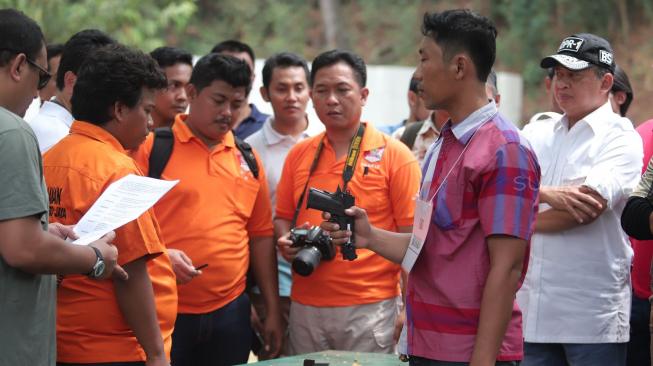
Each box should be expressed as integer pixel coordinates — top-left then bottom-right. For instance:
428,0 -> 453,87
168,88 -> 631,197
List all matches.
0,6 -> 652,366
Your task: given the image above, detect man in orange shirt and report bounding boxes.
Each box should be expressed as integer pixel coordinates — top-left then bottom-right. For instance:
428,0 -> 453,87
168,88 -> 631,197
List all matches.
133,53 -> 282,366
276,49 -> 421,354
44,44 -> 177,366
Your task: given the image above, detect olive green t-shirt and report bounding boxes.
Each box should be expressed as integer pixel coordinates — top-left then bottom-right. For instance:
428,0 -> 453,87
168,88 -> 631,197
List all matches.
0,106 -> 56,365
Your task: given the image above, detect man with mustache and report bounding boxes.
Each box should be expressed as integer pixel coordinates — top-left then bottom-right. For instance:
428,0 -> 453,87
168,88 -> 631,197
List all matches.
275,49 -> 421,355
149,46 -> 193,129
133,53 -> 282,365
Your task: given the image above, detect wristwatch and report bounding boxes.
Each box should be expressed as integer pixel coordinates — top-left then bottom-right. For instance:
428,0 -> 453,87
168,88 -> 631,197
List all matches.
87,246 -> 106,279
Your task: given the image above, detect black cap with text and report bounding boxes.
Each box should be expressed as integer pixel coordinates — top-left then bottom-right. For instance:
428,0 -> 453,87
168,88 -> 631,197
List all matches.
541,33 -> 615,73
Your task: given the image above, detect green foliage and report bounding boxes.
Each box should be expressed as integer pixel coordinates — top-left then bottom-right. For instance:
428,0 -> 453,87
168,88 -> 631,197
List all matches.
1,0 -> 196,52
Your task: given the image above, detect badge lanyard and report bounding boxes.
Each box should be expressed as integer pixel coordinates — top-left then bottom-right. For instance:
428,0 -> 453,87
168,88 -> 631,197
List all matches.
291,124 -> 365,228
402,117 -> 493,273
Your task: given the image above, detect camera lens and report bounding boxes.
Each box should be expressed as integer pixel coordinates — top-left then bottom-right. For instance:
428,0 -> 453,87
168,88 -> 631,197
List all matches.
292,246 -> 322,276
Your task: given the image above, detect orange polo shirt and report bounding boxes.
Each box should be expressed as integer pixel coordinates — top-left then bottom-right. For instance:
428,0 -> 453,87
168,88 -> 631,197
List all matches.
132,114 -> 273,314
276,122 -> 421,306
43,121 -> 177,363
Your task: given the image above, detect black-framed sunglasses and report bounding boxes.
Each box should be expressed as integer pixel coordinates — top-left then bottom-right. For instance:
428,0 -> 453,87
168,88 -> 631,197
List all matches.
25,57 -> 52,90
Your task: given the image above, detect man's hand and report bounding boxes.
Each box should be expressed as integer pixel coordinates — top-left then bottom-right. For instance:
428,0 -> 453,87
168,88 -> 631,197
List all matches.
277,222 -> 310,262
47,223 -> 77,240
168,248 -> 200,284
541,185 -> 606,223
320,206 -> 372,249
262,311 -> 283,359
89,231 -> 128,281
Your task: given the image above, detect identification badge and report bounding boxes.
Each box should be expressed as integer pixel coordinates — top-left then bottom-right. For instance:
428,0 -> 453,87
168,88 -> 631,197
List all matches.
401,199 -> 432,272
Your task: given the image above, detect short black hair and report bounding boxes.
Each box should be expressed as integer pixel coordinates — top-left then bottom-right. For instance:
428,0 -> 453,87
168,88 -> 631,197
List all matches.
56,29 -> 115,91
612,65 -> 633,117
311,49 -> 367,87
71,44 -> 166,125
189,53 -> 251,93
210,40 -> 255,63
421,9 -> 497,82
150,46 -> 193,69
46,43 -> 64,62
262,52 -> 310,89
0,9 -> 44,67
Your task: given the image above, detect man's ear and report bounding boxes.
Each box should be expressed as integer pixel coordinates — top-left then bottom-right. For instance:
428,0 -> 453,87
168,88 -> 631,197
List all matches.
8,53 -> 27,83
186,84 -> 198,101
260,86 -> 270,102
112,101 -> 127,123
451,54 -> 468,80
360,87 -> 369,106
63,71 -> 77,94
600,72 -> 614,94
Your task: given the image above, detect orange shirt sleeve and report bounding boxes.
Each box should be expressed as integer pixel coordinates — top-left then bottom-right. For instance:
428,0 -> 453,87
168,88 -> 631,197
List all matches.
275,143 -> 300,221
387,140 -> 422,227
246,150 -> 274,237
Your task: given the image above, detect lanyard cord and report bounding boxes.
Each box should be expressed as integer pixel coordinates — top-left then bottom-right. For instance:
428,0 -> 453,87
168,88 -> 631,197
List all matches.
291,124 -> 365,227
421,115 -> 495,203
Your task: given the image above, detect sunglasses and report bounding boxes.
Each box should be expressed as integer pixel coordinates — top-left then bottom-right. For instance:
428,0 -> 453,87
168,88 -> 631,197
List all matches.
25,57 -> 52,90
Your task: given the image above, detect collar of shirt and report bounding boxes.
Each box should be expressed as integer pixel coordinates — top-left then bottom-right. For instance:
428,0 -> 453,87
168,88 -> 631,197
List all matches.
40,101 -> 73,128
441,101 -> 498,144
555,100 -> 613,135
262,116 -> 310,146
310,122 -> 385,152
417,117 -> 440,136
173,113 -> 235,149
70,120 -> 126,154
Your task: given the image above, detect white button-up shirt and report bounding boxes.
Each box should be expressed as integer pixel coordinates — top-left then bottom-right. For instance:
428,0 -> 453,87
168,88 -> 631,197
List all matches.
27,101 -> 73,153
518,101 -> 643,343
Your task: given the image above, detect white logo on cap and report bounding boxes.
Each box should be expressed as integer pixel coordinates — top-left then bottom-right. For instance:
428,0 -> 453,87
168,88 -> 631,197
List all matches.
599,50 -> 613,65
558,37 -> 584,53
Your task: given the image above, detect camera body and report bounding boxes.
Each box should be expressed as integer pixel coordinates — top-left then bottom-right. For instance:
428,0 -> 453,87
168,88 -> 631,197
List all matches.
289,226 -> 335,276
306,186 -> 357,261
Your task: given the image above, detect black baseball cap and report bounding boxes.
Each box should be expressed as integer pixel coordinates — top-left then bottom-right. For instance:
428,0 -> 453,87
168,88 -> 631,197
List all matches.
541,33 -> 615,73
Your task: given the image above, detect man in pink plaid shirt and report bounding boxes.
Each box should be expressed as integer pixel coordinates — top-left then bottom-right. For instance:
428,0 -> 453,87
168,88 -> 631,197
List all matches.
321,9 -> 540,366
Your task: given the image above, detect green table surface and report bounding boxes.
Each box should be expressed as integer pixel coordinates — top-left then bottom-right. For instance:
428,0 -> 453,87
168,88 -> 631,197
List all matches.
241,350 -> 405,366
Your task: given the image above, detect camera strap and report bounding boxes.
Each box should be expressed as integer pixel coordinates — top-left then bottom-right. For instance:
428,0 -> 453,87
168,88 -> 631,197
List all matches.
291,123 -> 366,227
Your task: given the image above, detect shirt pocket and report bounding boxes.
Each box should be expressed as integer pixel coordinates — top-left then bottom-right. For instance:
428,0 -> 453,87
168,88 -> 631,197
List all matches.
231,175 -> 260,220
432,184 -> 465,231
356,169 -> 388,212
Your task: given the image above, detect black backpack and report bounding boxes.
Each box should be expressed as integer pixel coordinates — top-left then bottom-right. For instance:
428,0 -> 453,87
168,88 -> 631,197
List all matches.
147,126 -> 259,179
399,121 -> 424,149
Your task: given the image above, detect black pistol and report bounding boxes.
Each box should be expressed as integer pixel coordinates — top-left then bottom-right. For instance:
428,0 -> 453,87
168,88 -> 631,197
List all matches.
306,186 -> 357,261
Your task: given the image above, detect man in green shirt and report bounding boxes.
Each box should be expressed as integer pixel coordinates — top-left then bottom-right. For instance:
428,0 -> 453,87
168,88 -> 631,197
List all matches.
0,9 -> 126,366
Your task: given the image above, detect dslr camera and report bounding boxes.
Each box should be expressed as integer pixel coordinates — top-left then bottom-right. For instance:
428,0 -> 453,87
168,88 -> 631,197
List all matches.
289,226 -> 335,276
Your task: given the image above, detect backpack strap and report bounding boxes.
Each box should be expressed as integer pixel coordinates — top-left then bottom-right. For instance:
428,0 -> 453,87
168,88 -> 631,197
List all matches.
234,137 -> 259,179
400,121 -> 424,149
148,127 -> 174,179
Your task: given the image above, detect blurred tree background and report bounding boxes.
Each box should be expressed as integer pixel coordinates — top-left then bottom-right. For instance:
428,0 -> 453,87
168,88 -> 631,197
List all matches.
3,0 -> 653,123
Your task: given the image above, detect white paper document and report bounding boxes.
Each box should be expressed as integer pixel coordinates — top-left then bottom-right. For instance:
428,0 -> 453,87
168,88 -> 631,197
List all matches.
72,174 -> 178,245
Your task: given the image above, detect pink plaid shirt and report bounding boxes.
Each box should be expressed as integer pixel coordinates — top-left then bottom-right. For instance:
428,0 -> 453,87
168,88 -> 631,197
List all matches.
407,102 -> 540,362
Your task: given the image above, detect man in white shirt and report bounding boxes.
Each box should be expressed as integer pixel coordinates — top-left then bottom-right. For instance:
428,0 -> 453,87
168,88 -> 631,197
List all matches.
519,33 -> 643,366
28,29 -> 114,153
245,52 -> 315,357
